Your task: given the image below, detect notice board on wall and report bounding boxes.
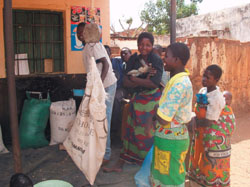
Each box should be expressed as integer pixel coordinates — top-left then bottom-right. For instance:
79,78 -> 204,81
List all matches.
71,6 -> 101,51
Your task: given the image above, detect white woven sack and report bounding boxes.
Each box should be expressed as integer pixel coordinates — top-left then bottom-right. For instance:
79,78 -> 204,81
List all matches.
49,99 -> 76,145
0,125 -> 9,154
64,57 -> 107,185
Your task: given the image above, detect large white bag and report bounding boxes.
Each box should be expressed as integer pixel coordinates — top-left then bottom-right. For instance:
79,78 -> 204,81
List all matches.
63,57 -> 107,185
0,125 -> 9,154
49,99 -> 76,145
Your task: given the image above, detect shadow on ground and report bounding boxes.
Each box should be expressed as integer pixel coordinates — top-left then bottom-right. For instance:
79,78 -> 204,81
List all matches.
1,112 -> 249,187
0,138 -> 139,187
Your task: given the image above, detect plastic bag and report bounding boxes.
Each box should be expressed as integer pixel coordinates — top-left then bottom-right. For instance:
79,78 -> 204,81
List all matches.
134,145 -> 154,187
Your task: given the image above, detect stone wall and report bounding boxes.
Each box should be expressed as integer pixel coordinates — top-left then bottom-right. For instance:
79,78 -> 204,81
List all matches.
181,37 -> 250,114
176,3 -> 250,42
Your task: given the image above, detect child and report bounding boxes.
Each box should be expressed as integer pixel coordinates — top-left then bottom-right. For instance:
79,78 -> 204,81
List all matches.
10,173 -> 33,187
77,23 -> 117,164
189,65 -> 235,187
151,42 -> 193,187
223,90 -> 232,106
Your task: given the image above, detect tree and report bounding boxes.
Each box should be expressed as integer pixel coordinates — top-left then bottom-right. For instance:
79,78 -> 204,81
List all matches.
140,0 -> 202,35
110,16 -> 146,38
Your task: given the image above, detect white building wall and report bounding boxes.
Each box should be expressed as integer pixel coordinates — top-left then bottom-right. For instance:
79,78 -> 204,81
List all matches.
176,3 -> 250,42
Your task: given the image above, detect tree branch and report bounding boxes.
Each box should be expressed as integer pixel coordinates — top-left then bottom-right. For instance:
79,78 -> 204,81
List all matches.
110,24 -> 116,34
119,19 -> 126,31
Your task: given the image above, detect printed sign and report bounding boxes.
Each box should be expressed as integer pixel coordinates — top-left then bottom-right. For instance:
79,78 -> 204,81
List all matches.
71,6 -> 101,51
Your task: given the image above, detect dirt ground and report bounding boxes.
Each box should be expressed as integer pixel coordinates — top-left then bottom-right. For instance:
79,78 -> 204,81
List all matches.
0,112 -> 249,187
230,112 -> 250,187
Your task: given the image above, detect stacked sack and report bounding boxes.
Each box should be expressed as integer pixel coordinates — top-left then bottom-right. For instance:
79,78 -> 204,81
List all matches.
50,99 -> 76,145
19,92 -> 51,149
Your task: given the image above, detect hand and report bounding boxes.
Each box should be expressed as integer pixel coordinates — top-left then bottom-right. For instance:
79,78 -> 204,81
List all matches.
129,75 -> 137,82
154,104 -> 159,113
145,124 -> 153,138
128,76 -> 138,88
147,64 -> 157,79
187,117 -> 196,133
145,115 -> 155,138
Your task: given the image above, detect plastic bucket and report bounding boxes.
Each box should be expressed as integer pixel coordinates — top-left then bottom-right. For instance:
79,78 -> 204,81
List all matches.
34,180 -> 73,187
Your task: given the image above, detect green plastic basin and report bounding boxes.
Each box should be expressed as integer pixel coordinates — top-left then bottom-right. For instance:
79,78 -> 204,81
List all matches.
34,180 -> 73,187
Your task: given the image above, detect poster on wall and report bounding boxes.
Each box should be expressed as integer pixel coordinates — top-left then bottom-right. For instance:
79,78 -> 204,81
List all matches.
71,6 -> 101,51
86,7 -> 101,24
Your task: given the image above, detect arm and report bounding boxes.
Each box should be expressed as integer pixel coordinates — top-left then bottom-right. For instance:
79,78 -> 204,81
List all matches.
145,104 -> 159,137
97,57 -> 109,82
129,76 -> 158,89
122,53 -> 139,88
187,116 -> 196,135
128,58 -> 163,89
155,113 -> 171,127
145,55 -> 163,88
123,75 -> 138,88
150,104 -> 171,128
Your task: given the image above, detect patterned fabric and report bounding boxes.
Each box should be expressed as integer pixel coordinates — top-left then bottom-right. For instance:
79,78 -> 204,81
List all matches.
120,88 -> 161,164
157,71 -> 193,128
151,71 -> 193,187
151,125 -> 189,187
189,105 -> 236,187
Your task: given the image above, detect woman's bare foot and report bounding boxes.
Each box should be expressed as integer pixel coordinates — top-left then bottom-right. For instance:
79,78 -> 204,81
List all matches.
59,144 -> 66,151
102,159 -> 125,173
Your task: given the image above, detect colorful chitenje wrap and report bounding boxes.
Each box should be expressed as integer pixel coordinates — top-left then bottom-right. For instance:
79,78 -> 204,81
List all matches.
151,71 -> 191,187
120,88 -> 161,165
189,103 -> 236,187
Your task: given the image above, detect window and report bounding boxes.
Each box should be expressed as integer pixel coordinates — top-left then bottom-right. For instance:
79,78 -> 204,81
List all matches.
13,10 -> 64,74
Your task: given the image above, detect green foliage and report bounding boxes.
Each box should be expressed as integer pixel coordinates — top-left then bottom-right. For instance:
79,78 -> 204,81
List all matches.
140,0 -> 202,35
126,17 -> 133,25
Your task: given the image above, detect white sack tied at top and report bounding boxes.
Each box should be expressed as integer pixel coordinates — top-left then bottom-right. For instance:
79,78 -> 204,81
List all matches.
63,57 -> 107,185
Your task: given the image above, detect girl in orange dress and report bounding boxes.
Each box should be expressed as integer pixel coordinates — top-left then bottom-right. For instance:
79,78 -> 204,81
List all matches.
189,65 -> 236,187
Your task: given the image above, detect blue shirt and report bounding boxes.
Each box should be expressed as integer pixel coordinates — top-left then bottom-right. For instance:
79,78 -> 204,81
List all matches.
111,57 -> 124,89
